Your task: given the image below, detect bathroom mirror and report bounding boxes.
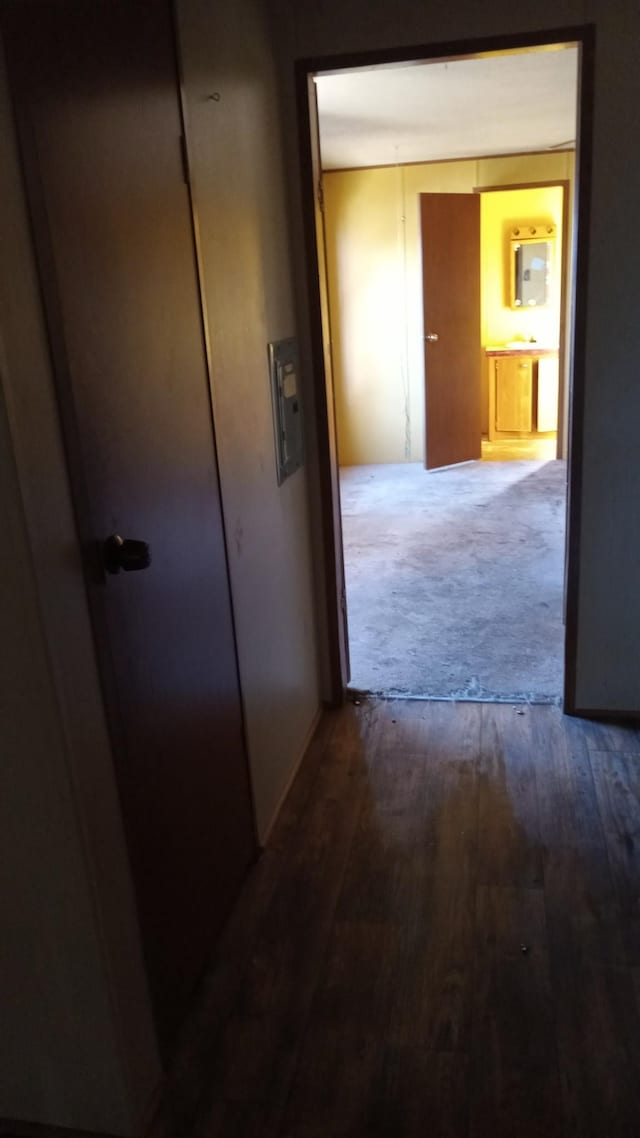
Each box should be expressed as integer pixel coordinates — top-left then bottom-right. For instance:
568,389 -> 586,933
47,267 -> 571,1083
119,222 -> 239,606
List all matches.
510,223 -> 555,308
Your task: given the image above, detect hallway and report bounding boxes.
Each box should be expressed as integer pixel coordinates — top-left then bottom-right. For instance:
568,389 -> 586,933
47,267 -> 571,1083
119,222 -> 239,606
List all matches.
153,699 -> 640,1138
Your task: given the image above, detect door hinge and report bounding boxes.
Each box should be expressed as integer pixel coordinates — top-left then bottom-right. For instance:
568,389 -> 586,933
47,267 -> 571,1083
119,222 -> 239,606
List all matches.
179,134 -> 190,186
317,177 -> 324,213
340,586 -> 347,614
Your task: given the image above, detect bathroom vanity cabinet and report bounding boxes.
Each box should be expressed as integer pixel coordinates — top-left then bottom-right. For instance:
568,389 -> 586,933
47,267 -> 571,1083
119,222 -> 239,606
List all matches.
485,348 -> 559,440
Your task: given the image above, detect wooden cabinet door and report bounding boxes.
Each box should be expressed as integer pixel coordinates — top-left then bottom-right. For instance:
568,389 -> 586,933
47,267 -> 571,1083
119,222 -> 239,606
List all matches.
537,356 -> 560,432
495,357 -> 533,433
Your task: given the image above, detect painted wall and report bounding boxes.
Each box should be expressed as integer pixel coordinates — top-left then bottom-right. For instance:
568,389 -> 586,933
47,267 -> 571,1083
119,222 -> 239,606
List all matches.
481,183 -> 564,433
270,0 -> 640,714
177,0 -> 322,840
481,185 -> 563,348
324,152 -> 573,464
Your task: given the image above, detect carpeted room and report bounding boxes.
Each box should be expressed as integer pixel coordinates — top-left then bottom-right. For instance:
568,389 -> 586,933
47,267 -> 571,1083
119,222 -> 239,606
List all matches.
317,59 -> 576,704
340,454 -> 566,702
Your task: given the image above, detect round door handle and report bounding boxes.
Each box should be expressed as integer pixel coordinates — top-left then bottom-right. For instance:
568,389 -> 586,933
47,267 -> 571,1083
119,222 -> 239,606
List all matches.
424,332 -> 439,342
103,534 -> 151,575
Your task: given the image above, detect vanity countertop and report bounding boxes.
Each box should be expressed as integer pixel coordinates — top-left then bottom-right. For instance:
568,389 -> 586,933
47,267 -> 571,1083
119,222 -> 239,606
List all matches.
485,345 -> 559,357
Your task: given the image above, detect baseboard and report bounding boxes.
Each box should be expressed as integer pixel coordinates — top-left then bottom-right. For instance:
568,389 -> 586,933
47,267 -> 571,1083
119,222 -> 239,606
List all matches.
259,703 -> 323,846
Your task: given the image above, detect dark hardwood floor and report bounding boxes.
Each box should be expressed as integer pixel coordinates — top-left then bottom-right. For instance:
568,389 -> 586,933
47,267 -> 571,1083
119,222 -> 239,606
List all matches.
150,699 -> 640,1138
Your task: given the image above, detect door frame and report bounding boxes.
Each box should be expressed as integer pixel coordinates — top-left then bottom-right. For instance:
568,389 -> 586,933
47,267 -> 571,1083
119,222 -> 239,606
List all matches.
295,24 -> 595,715
474,179 -> 571,459
3,2 -> 256,822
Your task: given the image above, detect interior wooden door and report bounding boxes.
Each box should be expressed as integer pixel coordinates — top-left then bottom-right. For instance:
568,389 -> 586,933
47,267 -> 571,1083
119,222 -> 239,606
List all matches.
2,0 -> 256,1054
420,193 -> 481,469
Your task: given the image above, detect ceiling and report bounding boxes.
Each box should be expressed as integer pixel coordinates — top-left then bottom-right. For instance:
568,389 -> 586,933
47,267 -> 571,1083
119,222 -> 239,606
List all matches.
316,47 -> 578,171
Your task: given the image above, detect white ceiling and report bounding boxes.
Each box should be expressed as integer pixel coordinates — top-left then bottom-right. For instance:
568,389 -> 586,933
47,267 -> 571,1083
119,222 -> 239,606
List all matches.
316,47 -> 578,170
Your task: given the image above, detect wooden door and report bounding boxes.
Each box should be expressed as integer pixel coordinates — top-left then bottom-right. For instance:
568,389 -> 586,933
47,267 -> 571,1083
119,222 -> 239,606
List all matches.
420,194 -> 481,469
2,0 -> 256,1053
307,74 -> 350,690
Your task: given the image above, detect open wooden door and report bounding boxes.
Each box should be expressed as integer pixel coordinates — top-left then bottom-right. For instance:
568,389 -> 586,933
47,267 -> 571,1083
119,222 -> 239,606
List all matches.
2,0 -> 256,1055
307,74 -> 350,691
421,193 -> 481,470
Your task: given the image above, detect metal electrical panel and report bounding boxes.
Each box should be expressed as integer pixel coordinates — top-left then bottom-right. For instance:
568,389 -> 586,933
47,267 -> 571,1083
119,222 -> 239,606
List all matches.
268,338 -> 304,485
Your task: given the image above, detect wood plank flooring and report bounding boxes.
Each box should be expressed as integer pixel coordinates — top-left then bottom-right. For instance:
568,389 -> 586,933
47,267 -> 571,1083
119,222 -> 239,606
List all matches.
150,699 -> 640,1138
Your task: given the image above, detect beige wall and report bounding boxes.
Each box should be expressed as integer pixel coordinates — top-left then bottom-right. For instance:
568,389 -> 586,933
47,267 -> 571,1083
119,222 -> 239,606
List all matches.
177,0 -> 322,840
324,152 -> 574,465
271,0 -> 640,713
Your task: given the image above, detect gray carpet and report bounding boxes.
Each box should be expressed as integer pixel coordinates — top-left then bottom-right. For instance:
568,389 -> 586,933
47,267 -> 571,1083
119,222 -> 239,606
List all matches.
340,460 -> 566,702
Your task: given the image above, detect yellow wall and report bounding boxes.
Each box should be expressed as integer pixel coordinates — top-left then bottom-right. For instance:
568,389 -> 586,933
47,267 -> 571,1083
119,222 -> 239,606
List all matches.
481,184 -> 564,433
481,185 -> 563,348
326,167 -> 406,465
324,151 -> 574,465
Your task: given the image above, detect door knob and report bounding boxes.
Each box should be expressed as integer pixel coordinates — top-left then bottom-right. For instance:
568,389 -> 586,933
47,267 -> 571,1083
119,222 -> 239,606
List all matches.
424,332 -> 439,342
103,534 -> 151,574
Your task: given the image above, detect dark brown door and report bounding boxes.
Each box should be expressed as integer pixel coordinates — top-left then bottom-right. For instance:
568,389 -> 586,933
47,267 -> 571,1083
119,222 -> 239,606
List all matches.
3,0 -> 256,1052
420,193 -> 481,470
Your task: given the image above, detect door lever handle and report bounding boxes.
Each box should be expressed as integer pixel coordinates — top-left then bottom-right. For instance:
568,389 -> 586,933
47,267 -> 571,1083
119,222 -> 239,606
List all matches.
424,332 -> 439,342
103,534 -> 151,574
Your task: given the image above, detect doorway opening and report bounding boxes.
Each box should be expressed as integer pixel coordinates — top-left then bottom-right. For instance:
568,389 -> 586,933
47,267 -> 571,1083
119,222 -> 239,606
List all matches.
298,29 -> 593,709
